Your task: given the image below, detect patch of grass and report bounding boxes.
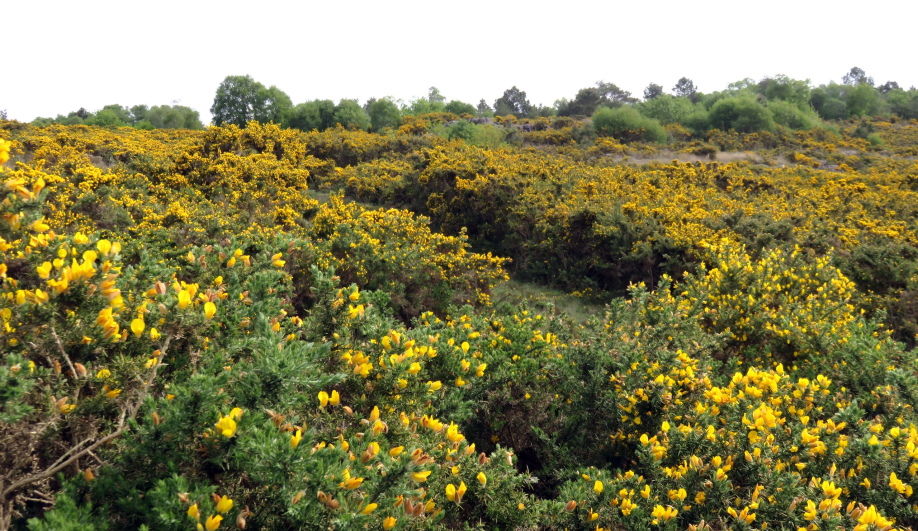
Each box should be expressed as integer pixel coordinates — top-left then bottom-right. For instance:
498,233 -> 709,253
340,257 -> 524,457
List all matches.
490,278 -> 604,323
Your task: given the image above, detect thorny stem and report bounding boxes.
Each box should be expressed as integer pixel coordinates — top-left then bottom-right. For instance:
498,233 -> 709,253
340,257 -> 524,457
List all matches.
0,334 -> 174,530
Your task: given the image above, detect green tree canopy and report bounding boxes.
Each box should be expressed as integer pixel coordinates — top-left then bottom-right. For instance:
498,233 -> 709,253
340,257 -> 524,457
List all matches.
146,105 -> 204,129
332,99 -> 370,130
595,81 -> 638,107
673,77 -> 699,101
557,88 -> 604,117
494,86 -> 532,118
285,100 -> 341,132
85,108 -> 128,127
211,75 -> 291,126
843,66 -> 874,86
708,95 -> 775,133
476,99 -> 492,117
887,88 -> 918,119
592,106 -> 667,143
254,85 -> 293,125
756,74 -> 811,108
643,83 -> 664,101
639,95 -> 695,124
428,86 -> 445,105
368,98 -> 402,132
846,83 -> 884,117
444,100 -> 476,116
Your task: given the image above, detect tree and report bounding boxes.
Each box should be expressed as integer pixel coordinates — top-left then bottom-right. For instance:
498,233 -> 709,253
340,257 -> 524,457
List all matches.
476,99 -> 492,118
887,88 -> 918,119
878,81 -> 900,95
557,88 -> 604,117
846,83 -> 883,117
532,104 -> 556,118
211,75 -> 286,126
286,102 -> 322,131
332,99 -> 370,130
639,95 -> 694,124
368,98 -> 402,132
726,78 -> 756,93
254,85 -> 293,124
99,104 -> 132,124
285,100 -> 337,132
842,67 -> 874,86
146,105 -> 204,129
643,83 -> 664,101
428,87 -> 445,105
444,100 -> 476,116
130,105 -> 150,124
493,86 -> 532,118
447,120 -> 477,142
85,109 -> 127,127
595,81 -> 637,107
673,77 -> 698,102
756,74 -> 811,107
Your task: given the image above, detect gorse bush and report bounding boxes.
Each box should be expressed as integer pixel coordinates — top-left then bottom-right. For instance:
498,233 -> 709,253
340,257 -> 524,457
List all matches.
3,120 -> 918,531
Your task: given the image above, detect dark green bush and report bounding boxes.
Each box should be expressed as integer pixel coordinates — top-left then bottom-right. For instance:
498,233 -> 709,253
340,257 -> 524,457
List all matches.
446,120 -> 476,143
591,107 -> 667,143
766,99 -> 821,130
707,96 -> 775,133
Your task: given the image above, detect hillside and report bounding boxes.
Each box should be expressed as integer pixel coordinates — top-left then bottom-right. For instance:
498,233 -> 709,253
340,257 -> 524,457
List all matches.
2,119 -> 918,530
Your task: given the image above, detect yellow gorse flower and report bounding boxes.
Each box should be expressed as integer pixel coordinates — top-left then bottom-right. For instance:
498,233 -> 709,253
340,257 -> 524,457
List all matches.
215,413 -> 237,438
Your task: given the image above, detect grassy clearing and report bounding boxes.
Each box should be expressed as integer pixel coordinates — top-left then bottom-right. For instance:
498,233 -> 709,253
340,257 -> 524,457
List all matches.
490,278 -> 604,323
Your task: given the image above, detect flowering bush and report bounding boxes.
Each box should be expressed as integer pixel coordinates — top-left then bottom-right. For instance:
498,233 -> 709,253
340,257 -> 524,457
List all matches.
4,119 -> 918,531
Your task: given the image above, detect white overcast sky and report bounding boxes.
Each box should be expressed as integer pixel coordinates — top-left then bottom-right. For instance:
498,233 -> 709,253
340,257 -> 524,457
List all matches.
4,0 -> 916,123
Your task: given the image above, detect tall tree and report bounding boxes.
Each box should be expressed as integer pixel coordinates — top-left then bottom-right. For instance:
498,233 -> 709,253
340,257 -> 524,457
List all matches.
673,77 -> 698,102
285,100 -> 337,131
254,85 -> 293,124
756,74 -> 811,107
595,81 -> 638,107
428,87 -> 445,105
842,67 -> 874,86
444,100 -> 476,116
476,99 -> 492,117
493,87 -> 532,118
557,88 -> 603,116
332,99 -> 370,130
643,83 -> 664,101
211,75 -> 276,126
878,81 -> 900,95
368,98 -> 402,132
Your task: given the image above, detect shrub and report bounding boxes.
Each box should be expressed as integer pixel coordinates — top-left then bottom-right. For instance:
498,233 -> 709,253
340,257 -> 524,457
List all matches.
592,107 -> 667,143
638,95 -> 694,124
767,99 -> 822,130
707,96 -> 775,133
446,120 -> 476,143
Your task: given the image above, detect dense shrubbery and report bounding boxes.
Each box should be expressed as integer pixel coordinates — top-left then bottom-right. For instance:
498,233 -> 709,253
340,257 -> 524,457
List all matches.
592,107 -> 667,143
4,120 -> 918,531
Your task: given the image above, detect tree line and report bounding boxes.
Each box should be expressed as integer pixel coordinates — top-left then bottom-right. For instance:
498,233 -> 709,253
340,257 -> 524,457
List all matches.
32,104 -> 203,130
26,67 -> 918,138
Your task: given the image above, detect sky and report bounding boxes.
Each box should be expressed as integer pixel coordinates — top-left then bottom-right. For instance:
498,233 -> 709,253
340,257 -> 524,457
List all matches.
4,0 -> 917,123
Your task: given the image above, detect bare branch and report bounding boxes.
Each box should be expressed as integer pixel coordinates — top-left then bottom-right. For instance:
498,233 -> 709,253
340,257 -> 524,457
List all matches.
1,409 -> 125,503
49,326 -> 78,381
1,333 -> 174,508
130,334 -> 172,421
